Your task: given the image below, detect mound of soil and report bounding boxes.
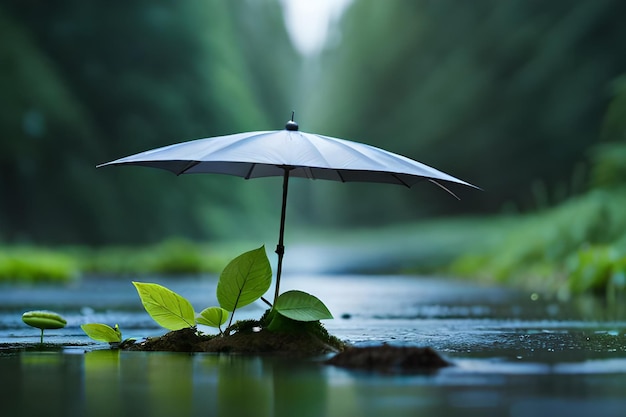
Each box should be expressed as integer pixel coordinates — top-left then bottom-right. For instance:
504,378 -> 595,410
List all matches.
125,326 -> 345,356
124,326 -> 451,373
326,344 -> 451,373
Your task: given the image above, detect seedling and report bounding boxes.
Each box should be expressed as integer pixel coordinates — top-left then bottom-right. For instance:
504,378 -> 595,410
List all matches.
131,245 -> 333,337
22,310 -> 67,343
81,246 -> 334,350
81,323 -> 122,344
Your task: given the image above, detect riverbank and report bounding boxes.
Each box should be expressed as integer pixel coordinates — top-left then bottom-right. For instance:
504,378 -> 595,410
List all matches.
2,189 -> 625,298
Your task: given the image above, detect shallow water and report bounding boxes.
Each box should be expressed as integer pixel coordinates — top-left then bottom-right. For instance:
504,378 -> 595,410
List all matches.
1,274 -> 626,417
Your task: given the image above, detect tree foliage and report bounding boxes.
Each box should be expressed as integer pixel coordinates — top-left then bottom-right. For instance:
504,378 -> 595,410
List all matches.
302,0 -> 626,225
2,0 -> 626,245
0,0 -> 298,244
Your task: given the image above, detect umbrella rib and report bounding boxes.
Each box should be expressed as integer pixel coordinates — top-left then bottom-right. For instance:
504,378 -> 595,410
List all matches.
311,134 -> 384,168
176,160 -> 201,176
195,131 -> 275,160
428,179 -> 461,200
244,163 -> 256,180
392,173 -> 411,188
311,133 -> 475,188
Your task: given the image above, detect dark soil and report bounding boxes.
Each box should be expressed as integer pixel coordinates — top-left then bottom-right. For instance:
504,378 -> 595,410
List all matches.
123,322 -> 451,373
125,326 -> 345,356
125,328 -> 451,374
326,344 -> 451,373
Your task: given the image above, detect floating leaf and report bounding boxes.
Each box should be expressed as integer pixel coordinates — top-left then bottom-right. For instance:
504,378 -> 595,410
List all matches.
81,323 -> 122,343
217,246 -> 272,312
132,282 -> 195,330
274,290 -> 333,321
22,310 -> 67,343
197,307 -> 229,328
22,310 -> 67,330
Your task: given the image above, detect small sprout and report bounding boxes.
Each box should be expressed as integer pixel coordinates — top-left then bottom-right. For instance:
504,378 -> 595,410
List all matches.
81,323 -> 123,345
197,306 -> 229,334
22,310 -> 67,344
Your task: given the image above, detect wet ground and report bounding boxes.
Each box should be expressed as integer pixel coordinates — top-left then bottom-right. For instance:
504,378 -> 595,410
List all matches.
1,273 -> 626,416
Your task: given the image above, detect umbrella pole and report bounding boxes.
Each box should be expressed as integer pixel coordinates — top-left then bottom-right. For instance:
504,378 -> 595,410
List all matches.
273,168 -> 290,305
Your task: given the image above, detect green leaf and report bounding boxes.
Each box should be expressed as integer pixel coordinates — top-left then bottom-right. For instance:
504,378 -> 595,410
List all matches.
81,323 -> 122,343
274,290 -> 333,321
217,246 -> 272,312
197,307 -> 229,328
132,282 -> 196,330
22,310 -> 67,330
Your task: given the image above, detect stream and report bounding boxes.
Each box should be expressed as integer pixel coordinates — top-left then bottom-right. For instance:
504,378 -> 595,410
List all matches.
1,273 -> 626,416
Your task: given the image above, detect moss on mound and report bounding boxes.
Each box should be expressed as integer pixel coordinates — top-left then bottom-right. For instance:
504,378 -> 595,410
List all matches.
126,319 -> 345,356
122,316 -> 450,373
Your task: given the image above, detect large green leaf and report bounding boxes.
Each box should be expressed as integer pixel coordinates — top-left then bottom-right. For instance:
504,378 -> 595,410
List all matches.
197,306 -> 229,328
81,323 -> 122,343
132,282 -> 196,330
217,246 -> 272,312
274,290 -> 333,321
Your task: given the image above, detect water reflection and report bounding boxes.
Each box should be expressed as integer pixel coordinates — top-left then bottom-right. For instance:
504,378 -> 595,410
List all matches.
2,273 -> 626,416
12,351 -> 83,416
2,348 -> 626,417
84,351 -> 336,417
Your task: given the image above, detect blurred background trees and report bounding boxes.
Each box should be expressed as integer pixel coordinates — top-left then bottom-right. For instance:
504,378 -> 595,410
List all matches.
1,0 -> 625,246
302,0 -> 626,227
1,0 -> 297,244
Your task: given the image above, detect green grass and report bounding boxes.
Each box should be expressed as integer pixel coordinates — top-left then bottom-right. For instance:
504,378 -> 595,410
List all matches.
0,238 -> 246,283
3,188 -> 626,298
298,186 -> 626,298
0,248 -> 79,283
76,238 -> 249,277
448,188 -> 626,296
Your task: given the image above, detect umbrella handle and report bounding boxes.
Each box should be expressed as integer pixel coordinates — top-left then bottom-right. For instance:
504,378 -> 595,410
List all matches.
273,168 -> 291,304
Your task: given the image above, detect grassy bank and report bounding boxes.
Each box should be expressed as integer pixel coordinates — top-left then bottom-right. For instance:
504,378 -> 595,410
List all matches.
448,188 -> 626,297
0,239 -> 241,283
0,247 -> 78,283
2,189 -> 625,300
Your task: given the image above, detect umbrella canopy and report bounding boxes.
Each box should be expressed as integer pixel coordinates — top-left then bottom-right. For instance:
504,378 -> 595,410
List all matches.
98,117 -> 478,303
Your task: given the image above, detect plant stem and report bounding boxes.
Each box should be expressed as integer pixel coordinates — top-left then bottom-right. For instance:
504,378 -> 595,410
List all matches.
40,329 -> 44,344
226,306 -> 236,332
261,297 -> 272,307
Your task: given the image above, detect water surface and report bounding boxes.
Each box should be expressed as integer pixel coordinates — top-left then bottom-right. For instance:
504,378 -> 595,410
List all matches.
1,274 -> 625,416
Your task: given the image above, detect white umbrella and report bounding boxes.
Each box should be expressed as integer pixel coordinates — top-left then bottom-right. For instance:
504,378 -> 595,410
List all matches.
98,115 -> 479,303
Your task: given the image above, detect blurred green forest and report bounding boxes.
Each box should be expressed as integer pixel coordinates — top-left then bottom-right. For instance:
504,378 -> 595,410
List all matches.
1,0 -> 299,244
302,0 -> 626,226
1,0 -> 626,254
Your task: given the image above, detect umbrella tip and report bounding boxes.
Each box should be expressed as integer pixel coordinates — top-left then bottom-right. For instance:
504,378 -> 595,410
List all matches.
285,111 -> 299,131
